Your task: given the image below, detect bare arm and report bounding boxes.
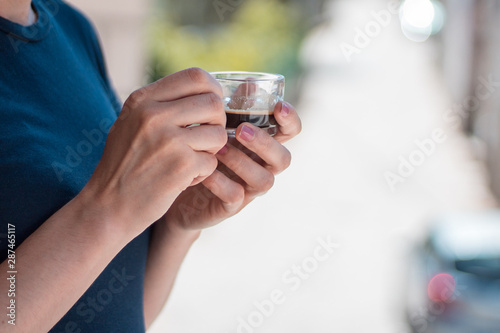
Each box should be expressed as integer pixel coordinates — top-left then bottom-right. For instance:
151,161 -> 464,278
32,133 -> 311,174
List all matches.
0,68 -> 227,332
142,101 -> 302,328
143,223 -> 200,329
0,190 -> 129,332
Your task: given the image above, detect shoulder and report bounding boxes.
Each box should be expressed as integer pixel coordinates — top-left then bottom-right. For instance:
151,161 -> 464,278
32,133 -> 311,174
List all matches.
41,0 -> 99,43
41,0 -> 106,74
37,0 -> 122,111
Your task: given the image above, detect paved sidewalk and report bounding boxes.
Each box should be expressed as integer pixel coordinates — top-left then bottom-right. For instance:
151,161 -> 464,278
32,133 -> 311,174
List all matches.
148,1 -> 496,332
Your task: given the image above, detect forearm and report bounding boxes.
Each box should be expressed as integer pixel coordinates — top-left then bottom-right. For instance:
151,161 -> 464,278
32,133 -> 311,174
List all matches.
0,191 -> 130,332
143,221 -> 200,329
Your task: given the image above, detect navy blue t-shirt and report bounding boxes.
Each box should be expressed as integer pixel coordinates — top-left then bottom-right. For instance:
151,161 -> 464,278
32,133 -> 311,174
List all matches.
0,0 -> 150,331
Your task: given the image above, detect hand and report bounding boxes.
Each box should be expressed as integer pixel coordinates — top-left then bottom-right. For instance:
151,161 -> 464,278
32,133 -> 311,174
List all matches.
163,100 -> 301,233
80,68 -> 227,239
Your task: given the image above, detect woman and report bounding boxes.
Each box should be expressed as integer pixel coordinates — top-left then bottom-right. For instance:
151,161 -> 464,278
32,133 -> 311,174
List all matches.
0,0 -> 301,331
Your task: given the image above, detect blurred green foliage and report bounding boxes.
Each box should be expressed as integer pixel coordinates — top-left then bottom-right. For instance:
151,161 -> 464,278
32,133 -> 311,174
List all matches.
147,0 -> 307,83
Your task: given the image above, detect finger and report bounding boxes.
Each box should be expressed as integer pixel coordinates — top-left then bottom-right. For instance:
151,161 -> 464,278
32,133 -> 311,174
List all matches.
161,92 -> 226,127
227,82 -> 258,110
189,152 -> 219,186
216,143 -> 275,194
202,170 -> 245,213
146,67 -> 223,102
181,125 -> 227,154
234,123 -> 292,175
273,101 -> 302,144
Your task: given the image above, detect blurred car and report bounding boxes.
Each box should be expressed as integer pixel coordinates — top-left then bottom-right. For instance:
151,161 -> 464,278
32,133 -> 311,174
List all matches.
405,211 -> 500,333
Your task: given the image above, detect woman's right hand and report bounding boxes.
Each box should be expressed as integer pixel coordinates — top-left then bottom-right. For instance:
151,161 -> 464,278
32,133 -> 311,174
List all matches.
81,67 -> 227,239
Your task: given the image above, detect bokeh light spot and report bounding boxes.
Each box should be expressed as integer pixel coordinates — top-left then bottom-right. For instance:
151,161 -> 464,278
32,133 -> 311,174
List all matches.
401,0 -> 435,28
427,273 -> 456,302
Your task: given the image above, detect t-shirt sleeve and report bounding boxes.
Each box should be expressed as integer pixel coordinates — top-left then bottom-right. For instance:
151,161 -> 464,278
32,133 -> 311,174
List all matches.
63,1 -> 123,116
88,31 -> 123,115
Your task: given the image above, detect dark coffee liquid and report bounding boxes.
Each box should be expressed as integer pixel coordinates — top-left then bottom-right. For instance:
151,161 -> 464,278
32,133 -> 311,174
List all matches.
226,110 -> 277,129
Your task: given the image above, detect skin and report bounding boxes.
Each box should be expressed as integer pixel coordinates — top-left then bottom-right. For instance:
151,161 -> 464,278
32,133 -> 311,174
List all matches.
0,2 -> 302,332
0,0 -> 36,25
145,100 -> 300,327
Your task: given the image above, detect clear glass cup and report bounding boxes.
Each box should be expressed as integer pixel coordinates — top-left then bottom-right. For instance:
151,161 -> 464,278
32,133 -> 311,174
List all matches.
210,71 -> 285,137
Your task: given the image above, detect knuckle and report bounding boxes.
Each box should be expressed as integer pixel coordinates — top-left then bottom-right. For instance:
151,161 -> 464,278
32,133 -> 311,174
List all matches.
208,154 -> 218,171
137,110 -> 156,133
295,118 -> 303,136
280,148 -> 292,171
172,149 -> 194,173
185,67 -> 209,85
219,108 -> 227,126
161,129 -> 184,151
126,88 -> 148,109
215,125 -> 228,146
229,186 -> 245,205
213,80 -> 223,98
259,171 -> 275,192
205,92 -> 223,112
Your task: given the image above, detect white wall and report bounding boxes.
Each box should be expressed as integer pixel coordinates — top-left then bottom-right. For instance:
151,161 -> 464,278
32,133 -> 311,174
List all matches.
66,0 -> 151,101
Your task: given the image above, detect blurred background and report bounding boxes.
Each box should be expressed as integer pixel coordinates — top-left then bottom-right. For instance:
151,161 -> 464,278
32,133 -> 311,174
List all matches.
67,0 -> 500,332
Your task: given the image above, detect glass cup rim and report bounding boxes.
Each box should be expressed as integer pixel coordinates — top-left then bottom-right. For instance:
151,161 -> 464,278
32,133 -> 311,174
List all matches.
210,71 -> 285,82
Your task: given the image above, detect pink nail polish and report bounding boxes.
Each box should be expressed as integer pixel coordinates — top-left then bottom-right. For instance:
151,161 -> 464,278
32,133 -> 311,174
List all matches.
281,102 -> 290,117
217,145 -> 228,155
240,125 -> 255,141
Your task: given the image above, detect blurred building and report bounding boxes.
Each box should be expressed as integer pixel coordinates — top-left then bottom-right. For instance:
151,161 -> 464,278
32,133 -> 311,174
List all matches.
65,0 -> 327,103
471,1 -> 500,202
163,0 -> 326,26
441,0 -> 500,201
66,0 -> 151,101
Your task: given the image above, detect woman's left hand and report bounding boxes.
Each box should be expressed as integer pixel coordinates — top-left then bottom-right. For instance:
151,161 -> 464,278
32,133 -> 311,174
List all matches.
162,101 -> 302,235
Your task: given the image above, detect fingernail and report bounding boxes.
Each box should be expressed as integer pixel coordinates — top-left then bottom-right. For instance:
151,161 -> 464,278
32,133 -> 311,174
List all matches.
217,145 -> 228,155
240,125 -> 255,141
281,102 -> 290,117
